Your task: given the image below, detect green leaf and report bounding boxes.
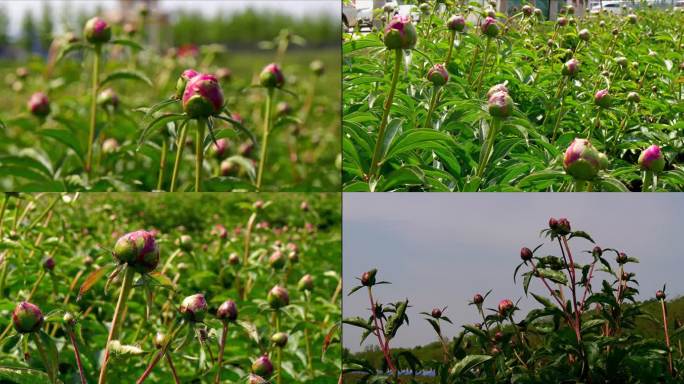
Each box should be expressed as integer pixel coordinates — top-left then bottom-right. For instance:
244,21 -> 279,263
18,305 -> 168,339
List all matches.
32,331 -> 58,383
100,70 -> 153,88
40,128 -> 85,161
450,355 -> 492,376
0,366 -> 56,384
110,38 -> 144,50
384,129 -> 454,163
56,42 -> 90,62
137,114 -> 188,147
569,230 -> 595,244
77,265 -> 110,300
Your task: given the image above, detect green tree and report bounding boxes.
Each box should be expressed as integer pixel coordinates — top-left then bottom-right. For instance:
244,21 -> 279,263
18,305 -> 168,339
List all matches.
20,10 -> 37,53
0,6 -> 9,49
39,1 -> 54,51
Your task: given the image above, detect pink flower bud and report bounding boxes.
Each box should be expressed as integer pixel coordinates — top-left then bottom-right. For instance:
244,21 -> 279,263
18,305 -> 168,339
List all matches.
251,354 -> 274,378
384,15 -> 418,49
638,144 -> 665,173
12,302 -> 44,333
486,83 -> 508,99
27,92 -> 50,118
557,16 -> 568,27
113,230 -> 160,272
176,69 -> 199,99
84,17 -> 111,44
447,15 -> 466,32
182,74 -> 224,118
97,88 -> 119,110
562,58 -> 579,77
298,274 -> 314,291
473,293 -> 484,305
259,63 -> 285,89
431,308 -> 442,318
179,293 -> 208,322
481,16 -> 499,37
217,300 -> 238,322
427,64 -> 449,86
488,91 -> 513,119
656,290 -> 666,300
563,138 -> 603,180
594,89 -> 611,108
520,247 -> 533,261
267,285 -> 289,309
498,299 -> 514,316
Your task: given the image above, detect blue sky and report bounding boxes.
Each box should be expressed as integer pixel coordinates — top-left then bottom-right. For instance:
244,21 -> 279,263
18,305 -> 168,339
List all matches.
1,0 -> 339,37
343,193 -> 683,352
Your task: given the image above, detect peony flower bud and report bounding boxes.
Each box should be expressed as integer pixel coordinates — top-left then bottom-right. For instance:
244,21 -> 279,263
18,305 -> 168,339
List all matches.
123,22 -> 137,37
566,5 -> 575,14
182,74 -> 224,118
43,256 -> 55,271
578,29 -> 590,42
563,138 -> 603,180
594,89 -> 611,108
638,144 -> 665,173
384,15 -> 418,50
419,3 -> 431,14
215,67 -> 232,82
176,235 -> 193,252
431,308 -> 442,318
481,16 -> 499,37
102,138 -> 119,153
12,302 -> 44,333
267,285 -> 290,309
615,56 -> 628,67
260,63 -> 285,89
220,159 -> 236,176
473,293 -> 484,305
627,14 -> 637,24
84,17 -> 111,45
269,250 -> 286,270
522,5 -> 533,16
427,64 -> 449,87
176,69 -> 199,99
63,312 -> 76,327
656,290 -> 666,300
592,246 -> 602,257
486,84 -> 508,99
557,16 -> 568,27
179,293 -> 208,322
520,247 -> 533,261
498,299 -> 514,317
310,60 -> 325,76
361,269 -> 377,286
562,58 -> 579,77
488,91 -> 513,119
251,355 -> 273,378
113,230 -> 160,272
247,374 -> 268,384
447,15 -> 466,32
153,332 -> 167,349
271,332 -> 288,348
217,300 -> 238,322
97,88 -> 119,110
616,252 -> 628,264
228,252 -> 240,266
16,67 -> 29,79
211,138 -> 229,159
298,274 -> 314,291
276,101 -> 292,116
534,8 -> 542,17
28,92 -> 51,118
627,92 -> 640,103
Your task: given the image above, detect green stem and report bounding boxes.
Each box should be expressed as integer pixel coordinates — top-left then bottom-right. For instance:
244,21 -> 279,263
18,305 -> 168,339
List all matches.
195,119 -> 206,192
445,30 -> 456,65
0,194 -> 9,238
476,118 -> 501,180
98,267 -> 135,384
643,170 -> 653,192
170,121 -> 189,192
256,89 -> 274,191
551,79 -> 567,143
473,38 -> 492,94
27,270 -> 46,301
423,87 -> 440,128
157,138 -> 168,191
67,329 -> 87,384
33,333 -> 57,384
574,179 -> 587,192
215,322 -> 229,384
86,45 -> 101,174
136,321 -> 183,384
369,49 -> 402,181
276,311 -> 282,384
165,352 -> 181,384
466,45 -> 481,83
304,292 -> 314,377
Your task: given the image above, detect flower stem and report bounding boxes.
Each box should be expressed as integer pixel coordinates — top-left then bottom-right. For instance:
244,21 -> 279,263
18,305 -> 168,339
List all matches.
156,138 -> 168,191
367,287 -> 396,376
195,119 -> 206,192
276,311 -> 282,384
136,321 -> 182,384
642,170 -> 654,192
215,322 -> 229,384
98,267 -> 135,384
476,118 -> 501,180
423,87 -> 440,128
33,333 -> 57,384
0,193 -> 10,238
369,49 -> 402,181
473,38 -> 492,94
256,88 -> 274,191
661,299 -> 674,376
170,121 -> 189,192
445,30 -> 456,65
67,328 -> 87,384
304,292 -> 314,377
86,45 -> 102,175
165,352 -> 181,384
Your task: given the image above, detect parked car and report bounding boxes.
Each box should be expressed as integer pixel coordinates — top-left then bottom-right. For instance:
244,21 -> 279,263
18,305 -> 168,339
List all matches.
343,0 -> 374,30
590,1 -> 624,14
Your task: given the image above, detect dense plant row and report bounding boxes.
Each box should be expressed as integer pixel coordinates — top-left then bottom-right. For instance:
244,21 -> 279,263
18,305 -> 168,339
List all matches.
0,193 -> 341,382
0,12 -> 340,192
343,217 -> 682,382
343,2 -> 684,191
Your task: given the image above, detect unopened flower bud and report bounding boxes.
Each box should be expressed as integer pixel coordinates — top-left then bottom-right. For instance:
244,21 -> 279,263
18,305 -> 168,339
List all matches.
310,60 -> 325,76
431,308 -> 442,318
179,293 -> 208,322
12,302 -> 44,333
522,5 -> 533,16
113,230 -> 160,272
217,300 -> 238,322
616,252 -> 628,264
215,67 -> 232,82
28,92 -> 51,118
97,88 -> 119,110
488,91 -> 513,119
298,274 -> 314,291
627,14 -> 637,24
656,290 -> 666,300
578,29 -> 590,41
176,69 -> 199,99
427,63 -> 448,87
63,312 -> 76,327
562,58 -> 579,77
594,89 -> 611,108
557,16 -> 568,27
564,138 -> 604,180
473,293 -> 484,305
592,246 -> 602,257
251,354 -> 274,378
498,299 -> 514,317
84,17 -> 111,45
153,332 -> 167,349
269,250 -> 286,270
228,252 -> 240,266
481,16 -> 499,37
361,269 -> 377,286
260,63 -> 285,89
627,92 -> 640,103
267,285 -> 289,309
176,235 -> 193,252
520,247 -> 533,261
182,74 -> 224,118
638,144 -> 665,173
43,256 -> 55,271
384,15 -> 418,49
271,332 -> 288,348
447,15 -> 466,32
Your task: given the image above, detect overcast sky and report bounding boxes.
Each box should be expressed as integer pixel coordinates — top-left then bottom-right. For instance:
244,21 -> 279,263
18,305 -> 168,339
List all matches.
1,0 -> 339,37
343,193 -> 684,352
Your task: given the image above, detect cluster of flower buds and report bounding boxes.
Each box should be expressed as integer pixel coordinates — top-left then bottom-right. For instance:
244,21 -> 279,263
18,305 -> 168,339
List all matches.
383,15 -> 418,50
549,217 -> 571,236
112,230 -> 160,273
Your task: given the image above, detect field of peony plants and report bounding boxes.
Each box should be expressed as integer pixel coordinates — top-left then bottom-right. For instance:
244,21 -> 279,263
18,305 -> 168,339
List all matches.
344,217 -> 682,383
342,3 -> 684,191
0,15 -> 340,192
0,192 -> 341,383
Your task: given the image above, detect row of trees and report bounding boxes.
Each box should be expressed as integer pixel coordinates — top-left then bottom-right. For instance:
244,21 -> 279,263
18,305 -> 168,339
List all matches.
0,3 -> 338,55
